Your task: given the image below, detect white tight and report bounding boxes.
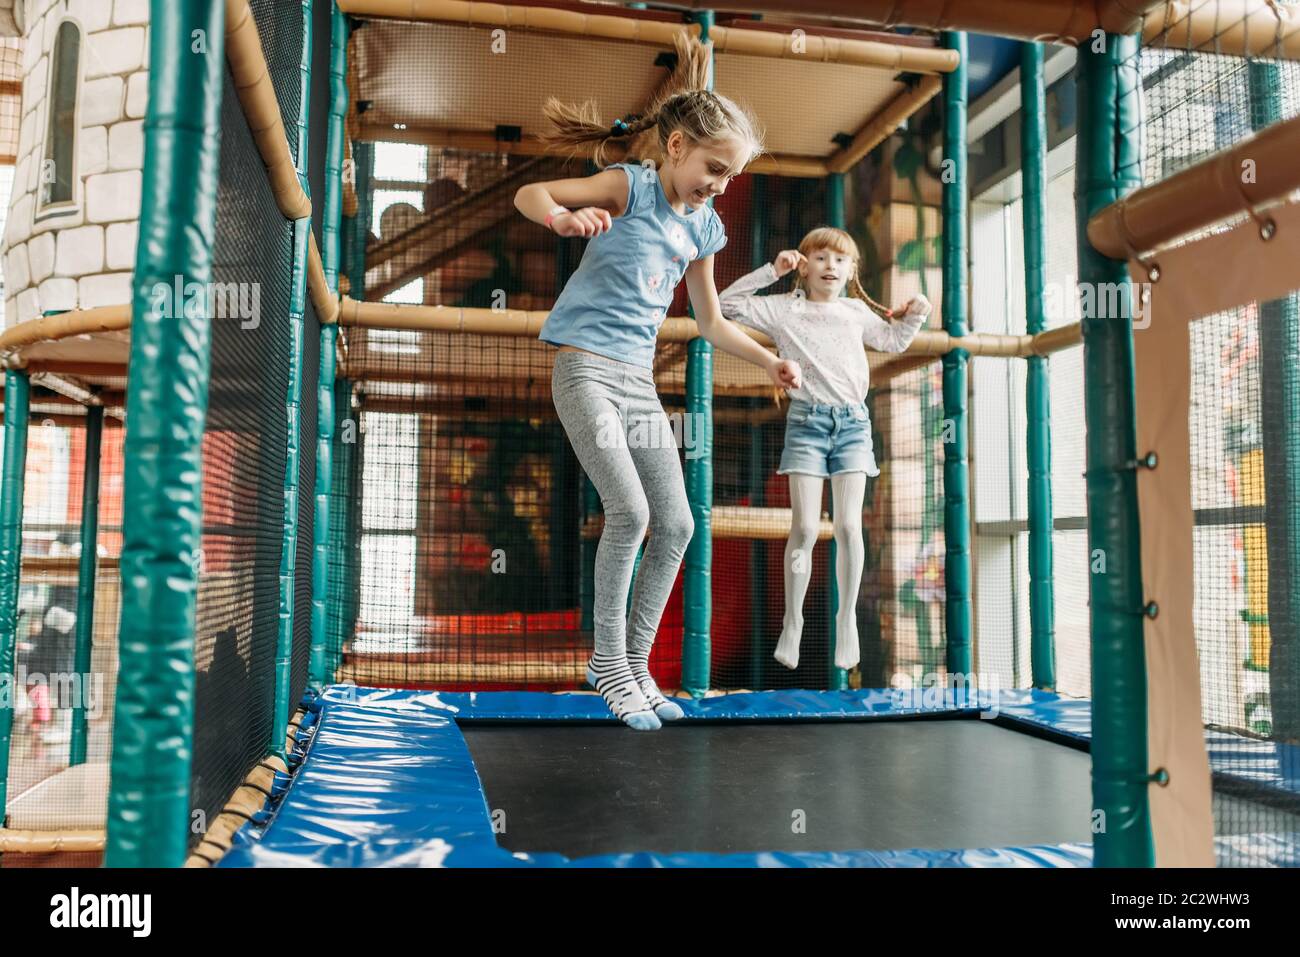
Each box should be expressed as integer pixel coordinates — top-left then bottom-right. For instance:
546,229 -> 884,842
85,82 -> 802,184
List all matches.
776,472 -> 867,671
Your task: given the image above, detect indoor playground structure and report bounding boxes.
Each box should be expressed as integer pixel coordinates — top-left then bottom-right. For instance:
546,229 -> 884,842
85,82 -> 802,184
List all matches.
0,0 -> 1298,868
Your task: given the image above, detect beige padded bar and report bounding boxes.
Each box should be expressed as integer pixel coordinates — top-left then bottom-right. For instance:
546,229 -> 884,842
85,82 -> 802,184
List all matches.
226,0 -> 310,220
0,305 -> 131,354
339,298 -> 1082,358
1088,110 -> 1300,259
674,0 -> 1296,58
0,829 -> 105,853
705,23 -> 955,73
185,757 -> 289,867
345,1 -> 1300,61
23,555 -> 122,573
226,0 -> 339,325
585,505 -> 834,542
1144,0 -> 1300,60
340,0 -> 958,73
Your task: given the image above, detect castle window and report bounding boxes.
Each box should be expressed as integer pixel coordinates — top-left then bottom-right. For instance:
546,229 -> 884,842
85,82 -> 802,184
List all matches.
38,19 -> 81,213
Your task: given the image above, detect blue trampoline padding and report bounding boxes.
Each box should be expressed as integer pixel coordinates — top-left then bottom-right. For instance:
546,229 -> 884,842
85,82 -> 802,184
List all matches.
389,685 -> 1088,725
218,689 -> 525,867
996,690 -> 1093,743
216,685 -> 1097,868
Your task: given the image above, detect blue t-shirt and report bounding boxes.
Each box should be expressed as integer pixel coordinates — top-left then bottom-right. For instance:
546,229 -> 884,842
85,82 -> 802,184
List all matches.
539,162 -> 727,369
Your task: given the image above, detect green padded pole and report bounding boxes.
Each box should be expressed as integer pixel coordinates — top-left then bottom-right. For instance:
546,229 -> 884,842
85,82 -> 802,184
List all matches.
0,368 -> 30,814
322,3 -> 347,294
681,9 -> 715,696
311,1 -> 348,688
70,404 -> 104,766
1248,60 -> 1300,741
106,0 -> 225,867
683,338 -> 713,696
311,325 -> 337,689
826,170 -> 848,691
941,32 -> 974,678
1075,32 -> 1152,868
273,0 -> 315,753
1021,41 -> 1056,691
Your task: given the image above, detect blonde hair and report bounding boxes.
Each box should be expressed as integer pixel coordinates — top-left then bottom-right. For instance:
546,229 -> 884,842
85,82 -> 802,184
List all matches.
792,227 -> 891,319
539,37 -> 764,169
770,227 -> 892,407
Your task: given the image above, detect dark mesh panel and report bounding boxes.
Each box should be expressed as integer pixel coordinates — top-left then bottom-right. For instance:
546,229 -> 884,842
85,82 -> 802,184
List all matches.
248,0 -> 305,168
190,65 -> 292,840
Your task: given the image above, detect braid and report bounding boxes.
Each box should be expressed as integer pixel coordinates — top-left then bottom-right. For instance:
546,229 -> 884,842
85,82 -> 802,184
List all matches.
847,274 -> 893,319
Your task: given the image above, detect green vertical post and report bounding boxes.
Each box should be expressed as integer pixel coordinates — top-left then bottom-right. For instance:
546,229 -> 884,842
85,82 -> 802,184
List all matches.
748,175 -> 768,689
683,340 -> 713,696
826,170 -> 848,691
0,368 -> 30,813
69,405 -> 104,765
682,9 -> 715,696
106,0 -> 225,867
1075,32 -> 1152,867
1248,60 -> 1300,741
941,31 -> 974,678
326,376 -> 355,678
1021,41 -> 1056,691
311,1 -> 348,689
322,3 -> 348,294
273,0 -> 314,752
310,327 -> 337,689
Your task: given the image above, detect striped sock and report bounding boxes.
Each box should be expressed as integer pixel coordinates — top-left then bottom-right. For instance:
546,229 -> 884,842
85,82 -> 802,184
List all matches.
626,650 -> 684,721
586,653 -> 660,731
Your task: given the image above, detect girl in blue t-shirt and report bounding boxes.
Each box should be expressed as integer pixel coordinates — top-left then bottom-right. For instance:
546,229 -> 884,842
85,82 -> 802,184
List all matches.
515,90 -> 800,730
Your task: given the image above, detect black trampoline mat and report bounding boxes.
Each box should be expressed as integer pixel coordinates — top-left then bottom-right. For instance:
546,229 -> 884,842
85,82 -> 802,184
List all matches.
460,719 -> 1094,859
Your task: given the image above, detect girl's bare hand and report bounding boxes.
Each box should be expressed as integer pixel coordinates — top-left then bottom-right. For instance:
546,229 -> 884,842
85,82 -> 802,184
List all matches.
769,357 -> 802,390
773,249 -> 805,278
551,207 -> 613,237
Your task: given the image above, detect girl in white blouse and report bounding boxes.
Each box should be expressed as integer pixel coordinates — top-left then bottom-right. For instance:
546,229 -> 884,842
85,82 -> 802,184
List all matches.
719,226 -> 931,672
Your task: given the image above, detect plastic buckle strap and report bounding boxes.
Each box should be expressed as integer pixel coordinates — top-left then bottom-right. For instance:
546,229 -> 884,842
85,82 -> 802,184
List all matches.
1232,160 -> 1278,241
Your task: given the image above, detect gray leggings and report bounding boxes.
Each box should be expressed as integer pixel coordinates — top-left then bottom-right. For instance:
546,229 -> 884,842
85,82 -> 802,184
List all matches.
551,351 -> 694,660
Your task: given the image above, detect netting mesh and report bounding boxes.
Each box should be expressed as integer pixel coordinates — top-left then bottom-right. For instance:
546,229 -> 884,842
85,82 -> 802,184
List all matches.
1130,11 -> 1300,866
189,65 -> 292,839
3,412 -> 122,861
1189,308 -> 1300,865
249,0 -> 305,169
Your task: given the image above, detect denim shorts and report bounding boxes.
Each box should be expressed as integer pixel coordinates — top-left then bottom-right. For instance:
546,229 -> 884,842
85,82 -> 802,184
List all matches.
778,399 -> 880,478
